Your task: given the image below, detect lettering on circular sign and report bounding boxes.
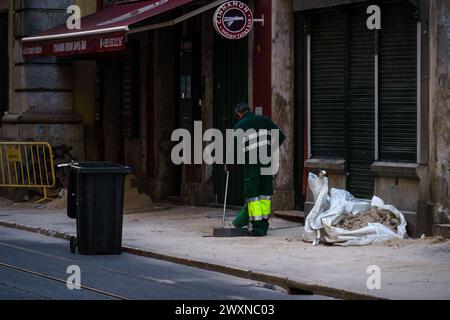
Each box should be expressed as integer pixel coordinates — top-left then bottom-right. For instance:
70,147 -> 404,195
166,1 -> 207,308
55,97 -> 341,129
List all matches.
213,1 -> 254,40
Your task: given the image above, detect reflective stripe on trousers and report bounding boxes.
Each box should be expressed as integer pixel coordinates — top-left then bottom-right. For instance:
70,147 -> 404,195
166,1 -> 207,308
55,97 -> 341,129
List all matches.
247,196 -> 272,221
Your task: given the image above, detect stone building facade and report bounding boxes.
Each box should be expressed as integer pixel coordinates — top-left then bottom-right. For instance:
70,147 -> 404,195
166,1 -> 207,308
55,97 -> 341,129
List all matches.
0,0 -> 449,238
1,0 -> 84,158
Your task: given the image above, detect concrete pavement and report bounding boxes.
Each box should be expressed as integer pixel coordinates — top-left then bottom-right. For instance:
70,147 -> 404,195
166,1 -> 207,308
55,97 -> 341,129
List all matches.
0,196 -> 449,300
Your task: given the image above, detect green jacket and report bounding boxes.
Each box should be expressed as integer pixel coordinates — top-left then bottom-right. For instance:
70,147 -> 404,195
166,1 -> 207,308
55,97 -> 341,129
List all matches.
228,112 -> 286,167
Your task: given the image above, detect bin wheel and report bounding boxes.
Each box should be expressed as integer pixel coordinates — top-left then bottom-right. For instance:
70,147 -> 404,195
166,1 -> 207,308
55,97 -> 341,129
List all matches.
70,236 -> 77,254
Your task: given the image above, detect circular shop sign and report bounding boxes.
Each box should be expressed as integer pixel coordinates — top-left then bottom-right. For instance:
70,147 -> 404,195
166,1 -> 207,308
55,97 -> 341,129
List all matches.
213,1 -> 254,40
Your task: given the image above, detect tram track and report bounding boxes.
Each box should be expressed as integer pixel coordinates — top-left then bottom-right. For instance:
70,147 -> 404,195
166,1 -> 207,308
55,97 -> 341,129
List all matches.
0,262 -> 129,300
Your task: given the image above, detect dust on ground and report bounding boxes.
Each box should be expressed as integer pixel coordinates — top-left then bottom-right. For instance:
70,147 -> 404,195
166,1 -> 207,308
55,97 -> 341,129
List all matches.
44,189 -> 67,210
123,174 -> 152,212
378,235 -> 448,248
336,208 -> 399,232
42,174 -> 153,213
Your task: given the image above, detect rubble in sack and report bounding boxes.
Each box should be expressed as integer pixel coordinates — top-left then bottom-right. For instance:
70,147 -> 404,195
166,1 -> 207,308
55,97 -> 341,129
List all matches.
304,171 -> 409,246
336,208 -> 400,233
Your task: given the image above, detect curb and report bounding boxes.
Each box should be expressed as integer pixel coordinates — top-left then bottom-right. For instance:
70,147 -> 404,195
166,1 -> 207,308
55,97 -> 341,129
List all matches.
0,220 -> 383,300
273,211 -> 305,223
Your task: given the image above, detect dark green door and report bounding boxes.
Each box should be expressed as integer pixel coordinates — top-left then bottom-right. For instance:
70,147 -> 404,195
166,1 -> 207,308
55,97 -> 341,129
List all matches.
213,35 -> 248,206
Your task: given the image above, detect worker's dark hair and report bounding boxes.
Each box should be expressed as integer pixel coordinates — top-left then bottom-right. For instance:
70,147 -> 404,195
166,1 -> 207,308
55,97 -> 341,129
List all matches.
234,102 -> 250,114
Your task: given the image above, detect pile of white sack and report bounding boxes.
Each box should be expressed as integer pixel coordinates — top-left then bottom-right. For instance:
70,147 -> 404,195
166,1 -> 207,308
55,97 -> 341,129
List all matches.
302,172 -> 408,246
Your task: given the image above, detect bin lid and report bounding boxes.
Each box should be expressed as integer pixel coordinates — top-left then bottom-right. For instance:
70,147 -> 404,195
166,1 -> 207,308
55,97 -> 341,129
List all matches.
71,162 -> 131,174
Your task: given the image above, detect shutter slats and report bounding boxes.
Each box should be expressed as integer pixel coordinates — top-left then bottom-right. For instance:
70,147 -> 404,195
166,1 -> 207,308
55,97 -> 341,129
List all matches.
347,7 -> 375,198
379,2 -> 417,162
310,11 -> 346,158
309,1 -> 417,198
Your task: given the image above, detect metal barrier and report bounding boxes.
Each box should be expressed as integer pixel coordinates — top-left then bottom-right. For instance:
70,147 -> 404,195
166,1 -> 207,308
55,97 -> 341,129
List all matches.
0,142 -> 56,203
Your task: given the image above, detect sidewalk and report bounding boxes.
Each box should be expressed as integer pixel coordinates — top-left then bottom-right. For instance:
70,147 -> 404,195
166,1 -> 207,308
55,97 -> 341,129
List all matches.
0,196 -> 449,300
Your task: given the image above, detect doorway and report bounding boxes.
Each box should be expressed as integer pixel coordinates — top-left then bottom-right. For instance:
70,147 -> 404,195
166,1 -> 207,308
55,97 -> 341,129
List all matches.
213,34 -> 248,206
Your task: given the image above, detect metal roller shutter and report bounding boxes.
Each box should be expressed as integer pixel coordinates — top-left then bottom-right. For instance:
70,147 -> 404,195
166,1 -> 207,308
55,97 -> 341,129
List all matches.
310,10 -> 346,158
379,2 -> 417,162
307,1 -> 417,199
348,7 -> 375,199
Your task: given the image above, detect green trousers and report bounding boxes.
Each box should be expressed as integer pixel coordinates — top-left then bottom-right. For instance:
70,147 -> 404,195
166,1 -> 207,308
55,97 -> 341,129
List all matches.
233,165 -> 273,236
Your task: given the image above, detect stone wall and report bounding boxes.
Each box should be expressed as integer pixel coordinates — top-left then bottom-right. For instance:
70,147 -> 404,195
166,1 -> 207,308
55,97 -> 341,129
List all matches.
1,0 -> 84,160
429,0 -> 450,230
272,0 -> 296,210
9,0 -> 74,117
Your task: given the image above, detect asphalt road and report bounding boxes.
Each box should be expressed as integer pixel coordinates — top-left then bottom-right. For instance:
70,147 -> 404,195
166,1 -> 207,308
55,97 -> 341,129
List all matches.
0,226 -> 326,300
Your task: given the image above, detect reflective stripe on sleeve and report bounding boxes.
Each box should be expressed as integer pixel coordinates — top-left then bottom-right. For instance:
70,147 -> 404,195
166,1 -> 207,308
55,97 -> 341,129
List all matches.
242,130 -> 269,143
243,140 -> 271,153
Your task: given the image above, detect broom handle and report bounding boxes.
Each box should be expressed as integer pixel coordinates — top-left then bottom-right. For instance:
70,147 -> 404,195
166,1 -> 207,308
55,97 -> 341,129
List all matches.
222,171 -> 230,227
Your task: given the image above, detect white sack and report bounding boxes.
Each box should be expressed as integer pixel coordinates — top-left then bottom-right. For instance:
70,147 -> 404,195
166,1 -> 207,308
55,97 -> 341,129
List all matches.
302,174 -> 408,246
302,172 -> 329,245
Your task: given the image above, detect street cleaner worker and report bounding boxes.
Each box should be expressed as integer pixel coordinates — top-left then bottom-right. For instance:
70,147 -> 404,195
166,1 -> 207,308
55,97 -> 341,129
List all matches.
225,103 -> 286,237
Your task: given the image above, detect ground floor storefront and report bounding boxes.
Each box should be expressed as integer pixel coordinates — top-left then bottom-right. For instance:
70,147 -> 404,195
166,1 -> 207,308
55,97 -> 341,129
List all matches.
293,0 -> 450,238
0,0 -> 449,238
84,1 -> 295,210
0,0 -> 296,211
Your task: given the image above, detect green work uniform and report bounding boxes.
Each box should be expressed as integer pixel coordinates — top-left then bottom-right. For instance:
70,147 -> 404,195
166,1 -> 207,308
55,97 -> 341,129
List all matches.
230,112 -> 286,236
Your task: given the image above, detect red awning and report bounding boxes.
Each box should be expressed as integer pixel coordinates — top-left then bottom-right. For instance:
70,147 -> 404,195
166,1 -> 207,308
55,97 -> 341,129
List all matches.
22,0 -> 193,57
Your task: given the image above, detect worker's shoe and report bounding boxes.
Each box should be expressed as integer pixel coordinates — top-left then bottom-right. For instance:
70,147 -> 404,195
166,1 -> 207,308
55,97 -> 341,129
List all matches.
247,230 -> 266,237
249,220 -> 269,237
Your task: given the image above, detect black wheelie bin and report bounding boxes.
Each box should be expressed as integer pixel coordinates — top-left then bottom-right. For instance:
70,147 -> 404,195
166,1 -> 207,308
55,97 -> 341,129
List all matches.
66,162 -> 130,255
